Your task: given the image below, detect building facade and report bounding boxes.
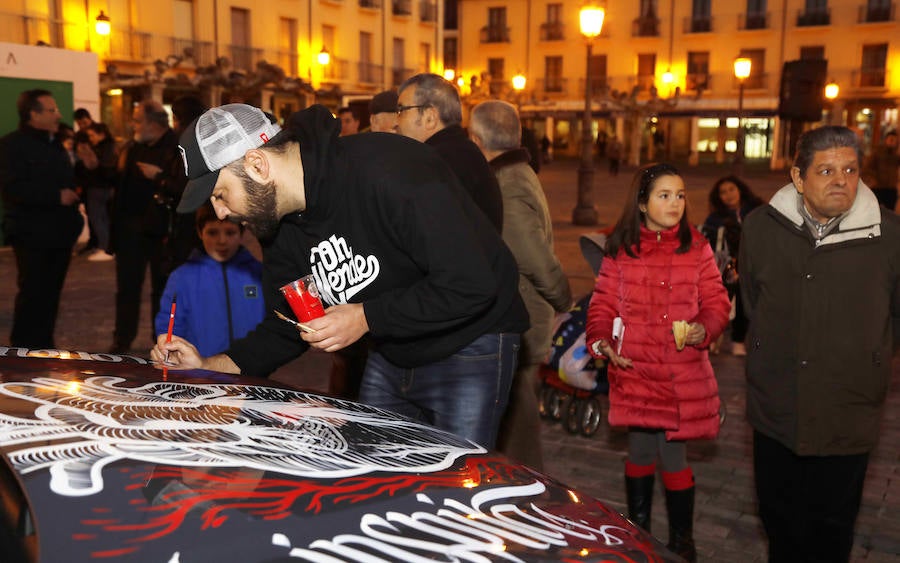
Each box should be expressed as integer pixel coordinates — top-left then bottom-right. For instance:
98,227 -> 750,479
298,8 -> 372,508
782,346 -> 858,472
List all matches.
0,0 -> 442,136
452,0 -> 899,168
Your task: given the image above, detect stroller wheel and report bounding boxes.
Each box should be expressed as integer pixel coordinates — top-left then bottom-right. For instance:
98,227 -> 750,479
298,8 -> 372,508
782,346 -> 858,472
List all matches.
564,399 -> 581,434
578,398 -> 603,437
547,389 -> 569,422
539,385 -> 554,419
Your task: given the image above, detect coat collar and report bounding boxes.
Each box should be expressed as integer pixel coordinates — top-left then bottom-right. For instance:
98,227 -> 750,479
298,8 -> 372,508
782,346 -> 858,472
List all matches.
488,148 -> 531,172
768,180 -> 882,245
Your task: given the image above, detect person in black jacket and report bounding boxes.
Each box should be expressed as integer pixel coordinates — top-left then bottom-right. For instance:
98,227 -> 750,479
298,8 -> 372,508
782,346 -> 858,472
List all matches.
0,89 -> 83,348
397,73 -> 504,232
157,95 -> 207,273
77,122 -> 119,261
700,175 -> 764,355
152,104 -> 529,449
109,100 -> 178,353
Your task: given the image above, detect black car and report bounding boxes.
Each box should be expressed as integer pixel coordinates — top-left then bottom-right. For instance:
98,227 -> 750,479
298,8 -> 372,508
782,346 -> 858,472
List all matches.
0,347 -> 681,562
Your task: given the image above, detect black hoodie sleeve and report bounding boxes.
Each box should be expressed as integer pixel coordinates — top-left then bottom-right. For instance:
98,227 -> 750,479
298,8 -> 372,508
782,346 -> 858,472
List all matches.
224,245 -> 313,377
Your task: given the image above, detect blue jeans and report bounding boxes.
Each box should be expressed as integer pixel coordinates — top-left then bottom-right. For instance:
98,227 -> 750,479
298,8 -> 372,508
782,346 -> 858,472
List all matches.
359,333 -> 520,448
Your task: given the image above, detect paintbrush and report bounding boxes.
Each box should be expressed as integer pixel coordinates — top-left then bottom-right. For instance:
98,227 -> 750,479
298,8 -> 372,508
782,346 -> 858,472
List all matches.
274,309 -> 317,333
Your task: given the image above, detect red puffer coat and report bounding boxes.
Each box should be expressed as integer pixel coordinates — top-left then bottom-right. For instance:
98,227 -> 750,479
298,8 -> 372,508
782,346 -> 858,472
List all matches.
586,225 -> 731,440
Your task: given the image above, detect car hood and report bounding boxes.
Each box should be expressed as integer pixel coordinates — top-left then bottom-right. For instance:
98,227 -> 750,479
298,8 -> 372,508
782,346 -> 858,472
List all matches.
0,347 -> 680,562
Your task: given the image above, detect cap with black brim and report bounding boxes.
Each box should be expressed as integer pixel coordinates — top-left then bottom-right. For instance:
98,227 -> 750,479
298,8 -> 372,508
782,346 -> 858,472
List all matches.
175,104 -> 282,213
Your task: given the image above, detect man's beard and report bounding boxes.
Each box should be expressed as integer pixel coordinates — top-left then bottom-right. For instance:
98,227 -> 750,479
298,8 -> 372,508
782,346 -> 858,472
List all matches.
228,165 -> 280,241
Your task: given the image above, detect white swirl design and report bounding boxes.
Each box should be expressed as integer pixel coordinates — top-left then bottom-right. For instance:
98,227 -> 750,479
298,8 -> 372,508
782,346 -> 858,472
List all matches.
0,376 -> 484,497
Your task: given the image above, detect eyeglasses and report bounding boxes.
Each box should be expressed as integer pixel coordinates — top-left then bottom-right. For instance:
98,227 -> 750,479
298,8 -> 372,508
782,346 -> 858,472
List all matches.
397,104 -> 429,115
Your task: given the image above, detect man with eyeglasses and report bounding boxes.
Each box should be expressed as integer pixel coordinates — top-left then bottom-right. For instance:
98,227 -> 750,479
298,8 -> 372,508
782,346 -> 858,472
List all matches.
0,89 -> 83,348
396,73 -> 503,232
152,103 -> 529,449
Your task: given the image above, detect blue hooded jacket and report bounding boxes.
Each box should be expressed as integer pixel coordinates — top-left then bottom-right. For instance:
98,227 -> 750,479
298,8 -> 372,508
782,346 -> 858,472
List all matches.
155,247 -> 264,356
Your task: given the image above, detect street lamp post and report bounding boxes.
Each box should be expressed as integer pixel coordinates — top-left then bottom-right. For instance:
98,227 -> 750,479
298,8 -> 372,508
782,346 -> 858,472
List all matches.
572,5 -> 605,226
732,57 -> 751,176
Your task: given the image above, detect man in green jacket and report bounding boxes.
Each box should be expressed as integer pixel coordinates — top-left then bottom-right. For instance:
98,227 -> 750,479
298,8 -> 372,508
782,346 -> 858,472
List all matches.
740,125 -> 900,562
470,100 -> 572,470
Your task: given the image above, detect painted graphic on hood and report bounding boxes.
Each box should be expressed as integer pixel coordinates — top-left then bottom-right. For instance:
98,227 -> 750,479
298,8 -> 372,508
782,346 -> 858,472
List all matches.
0,376 -> 482,497
309,234 -> 380,304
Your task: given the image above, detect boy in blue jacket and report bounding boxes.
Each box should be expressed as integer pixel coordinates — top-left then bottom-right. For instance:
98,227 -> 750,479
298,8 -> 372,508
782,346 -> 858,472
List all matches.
154,203 -> 264,356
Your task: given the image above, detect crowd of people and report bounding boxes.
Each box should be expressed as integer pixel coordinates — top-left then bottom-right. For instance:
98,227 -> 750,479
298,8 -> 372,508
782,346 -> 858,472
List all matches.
2,79 -> 899,563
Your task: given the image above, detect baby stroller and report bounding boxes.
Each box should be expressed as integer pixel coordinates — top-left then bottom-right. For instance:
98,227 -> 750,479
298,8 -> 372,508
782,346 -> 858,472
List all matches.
538,233 -> 610,437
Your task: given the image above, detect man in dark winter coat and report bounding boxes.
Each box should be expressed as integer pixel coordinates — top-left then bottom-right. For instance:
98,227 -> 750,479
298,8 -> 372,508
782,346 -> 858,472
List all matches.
152,104 -> 529,449
0,89 -> 83,348
740,125 -> 900,563
397,73 -> 503,231
110,100 -> 179,353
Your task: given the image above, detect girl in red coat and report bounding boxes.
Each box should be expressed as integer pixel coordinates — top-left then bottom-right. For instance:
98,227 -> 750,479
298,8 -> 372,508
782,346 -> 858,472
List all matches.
586,163 -> 730,562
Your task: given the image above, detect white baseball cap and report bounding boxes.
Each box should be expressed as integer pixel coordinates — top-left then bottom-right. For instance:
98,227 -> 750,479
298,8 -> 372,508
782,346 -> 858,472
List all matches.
177,104 -> 281,213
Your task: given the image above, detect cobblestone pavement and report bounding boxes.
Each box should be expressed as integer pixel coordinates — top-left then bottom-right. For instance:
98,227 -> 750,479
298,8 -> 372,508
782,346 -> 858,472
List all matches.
1,157 -> 897,561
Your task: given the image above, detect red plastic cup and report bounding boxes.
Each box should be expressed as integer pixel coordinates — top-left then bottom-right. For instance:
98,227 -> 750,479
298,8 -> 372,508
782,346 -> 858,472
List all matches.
280,274 -> 325,322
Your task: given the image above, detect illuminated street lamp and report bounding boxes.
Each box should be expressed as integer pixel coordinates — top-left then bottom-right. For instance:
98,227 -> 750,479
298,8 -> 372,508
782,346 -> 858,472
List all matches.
443,68 -> 456,82
94,11 -> 111,36
732,57 -> 751,175
572,4 -> 605,226
824,80 -> 840,125
317,46 -> 330,66
511,72 -> 526,92
510,72 -> 527,111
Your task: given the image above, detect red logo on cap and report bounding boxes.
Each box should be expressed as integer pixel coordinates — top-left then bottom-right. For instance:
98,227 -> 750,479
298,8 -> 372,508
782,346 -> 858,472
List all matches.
260,133 -> 269,143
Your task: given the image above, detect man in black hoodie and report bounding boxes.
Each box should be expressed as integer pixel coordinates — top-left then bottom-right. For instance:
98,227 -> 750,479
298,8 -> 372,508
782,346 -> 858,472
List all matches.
153,104 -> 529,448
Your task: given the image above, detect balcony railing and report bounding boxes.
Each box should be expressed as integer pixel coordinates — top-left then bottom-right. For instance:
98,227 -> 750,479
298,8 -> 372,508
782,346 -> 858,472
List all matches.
635,74 -> 655,91
853,68 -> 888,87
480,25 -> 510,43
539,21 -> 565,40
578,77 -> 609,93
858,3 -> 894,22
419,1 -> 437,23
392,0 -> 411,16
632,16 -> 660,37
358,61 -> 383,83
686,73 -> 711,91
322,56 -> 349,82
170,38 -> 215,66
0,13 -> 71,48
275,50 -> 300,76
109,30 -> 153,61
359,0 -> 381,8
229,45 -> 264,71
536,77 -> 569,94
734,73 -> 768,90
391,66 -> 415,86
739,11 -> 769,30
684,15 -> 713,33
797,8 -> 830,26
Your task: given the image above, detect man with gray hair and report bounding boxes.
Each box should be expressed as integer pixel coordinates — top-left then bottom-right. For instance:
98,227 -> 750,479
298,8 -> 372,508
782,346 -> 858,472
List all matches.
110,99 -> 178,354
470,100 -> 572,469
740,125 -> 900,562
396,73 -> 503,231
